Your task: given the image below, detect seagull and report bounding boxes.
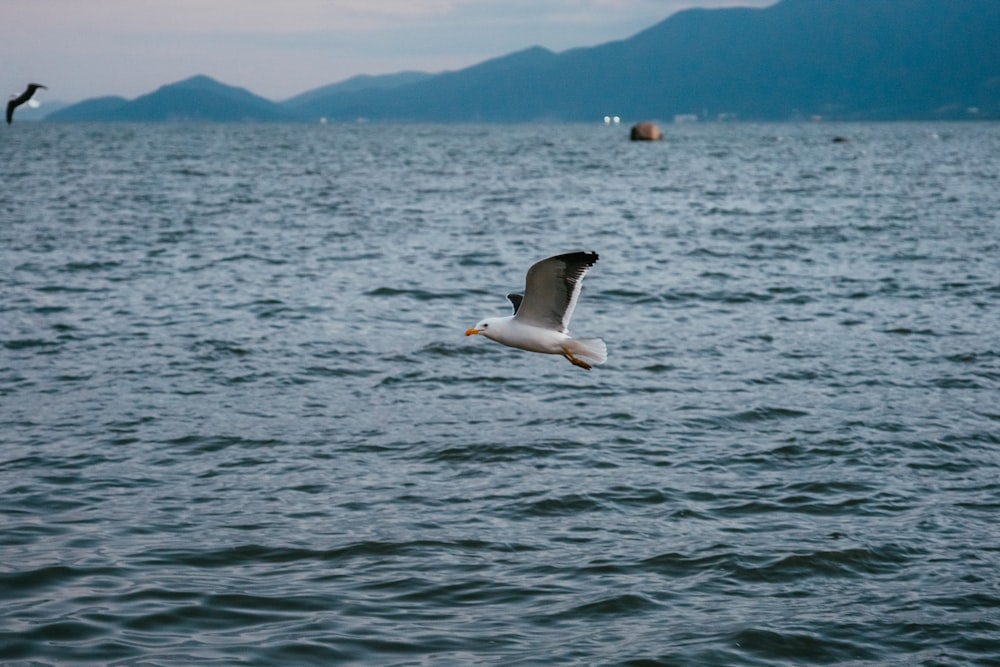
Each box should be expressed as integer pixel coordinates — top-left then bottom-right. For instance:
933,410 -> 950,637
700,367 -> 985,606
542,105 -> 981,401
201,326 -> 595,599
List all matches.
465,251 -> 607,370
7,83 -> 47,124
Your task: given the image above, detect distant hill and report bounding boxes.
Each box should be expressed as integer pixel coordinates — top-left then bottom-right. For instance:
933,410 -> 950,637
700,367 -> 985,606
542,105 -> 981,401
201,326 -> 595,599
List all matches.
290,46 -> 564,122
294,0 -> 1000,122
46,0 -> 1000,123
48,75 -> 292,122
44,96 -> 128,121
282,71 -> 434,108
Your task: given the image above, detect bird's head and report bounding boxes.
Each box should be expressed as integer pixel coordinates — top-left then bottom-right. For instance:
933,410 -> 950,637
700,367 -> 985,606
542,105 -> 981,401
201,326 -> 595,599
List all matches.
465,317 -> 501,340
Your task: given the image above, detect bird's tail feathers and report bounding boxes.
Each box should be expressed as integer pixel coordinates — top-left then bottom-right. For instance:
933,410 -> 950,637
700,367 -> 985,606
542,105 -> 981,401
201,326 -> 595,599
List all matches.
567,337 -> 607,365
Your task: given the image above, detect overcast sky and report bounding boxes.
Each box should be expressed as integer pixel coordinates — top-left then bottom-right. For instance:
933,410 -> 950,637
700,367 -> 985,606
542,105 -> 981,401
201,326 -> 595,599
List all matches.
3,0 -> 776,104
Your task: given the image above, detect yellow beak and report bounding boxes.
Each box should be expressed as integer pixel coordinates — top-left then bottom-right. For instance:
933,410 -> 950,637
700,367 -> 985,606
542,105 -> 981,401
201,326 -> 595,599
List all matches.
465,328 -> 481,336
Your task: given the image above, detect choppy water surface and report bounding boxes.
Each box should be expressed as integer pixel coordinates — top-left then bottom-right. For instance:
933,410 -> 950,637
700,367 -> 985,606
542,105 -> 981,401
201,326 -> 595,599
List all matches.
2,122 -> 999,666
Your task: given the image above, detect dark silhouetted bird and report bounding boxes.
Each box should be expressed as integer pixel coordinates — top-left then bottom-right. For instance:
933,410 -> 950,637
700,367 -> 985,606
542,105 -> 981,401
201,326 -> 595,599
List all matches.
7,83 -> 47,124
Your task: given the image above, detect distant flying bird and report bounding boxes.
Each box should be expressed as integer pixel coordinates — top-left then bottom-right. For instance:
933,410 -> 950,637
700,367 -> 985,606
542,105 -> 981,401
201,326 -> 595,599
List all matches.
6,83 -> 47,124
465,251 -> 607,370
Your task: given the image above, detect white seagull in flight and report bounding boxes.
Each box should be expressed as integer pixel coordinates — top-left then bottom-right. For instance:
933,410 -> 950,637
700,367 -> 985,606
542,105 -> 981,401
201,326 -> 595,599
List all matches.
465,251 -> 607,370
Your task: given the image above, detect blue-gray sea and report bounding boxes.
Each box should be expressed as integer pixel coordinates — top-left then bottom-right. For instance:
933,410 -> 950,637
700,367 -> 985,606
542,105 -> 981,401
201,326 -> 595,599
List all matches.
2,121 -> 999,666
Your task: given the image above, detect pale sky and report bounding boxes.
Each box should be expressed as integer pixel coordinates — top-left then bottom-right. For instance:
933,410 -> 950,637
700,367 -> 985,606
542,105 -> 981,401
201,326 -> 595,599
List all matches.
3,0 -> 776,104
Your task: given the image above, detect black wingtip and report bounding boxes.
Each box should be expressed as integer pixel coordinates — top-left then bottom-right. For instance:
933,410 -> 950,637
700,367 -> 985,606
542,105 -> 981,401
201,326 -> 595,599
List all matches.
552,251 -> 598,266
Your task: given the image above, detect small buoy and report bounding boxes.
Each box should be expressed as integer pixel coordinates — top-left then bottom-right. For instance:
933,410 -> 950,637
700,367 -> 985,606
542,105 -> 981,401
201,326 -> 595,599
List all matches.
630,122 -> 663,141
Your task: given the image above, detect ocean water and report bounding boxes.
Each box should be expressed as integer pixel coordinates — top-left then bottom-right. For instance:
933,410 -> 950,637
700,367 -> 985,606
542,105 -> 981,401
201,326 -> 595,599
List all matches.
1,121 -> 998,666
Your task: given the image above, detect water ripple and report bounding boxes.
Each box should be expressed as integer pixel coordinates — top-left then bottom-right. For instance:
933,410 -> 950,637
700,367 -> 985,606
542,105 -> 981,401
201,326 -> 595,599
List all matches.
1,122 -> 999,666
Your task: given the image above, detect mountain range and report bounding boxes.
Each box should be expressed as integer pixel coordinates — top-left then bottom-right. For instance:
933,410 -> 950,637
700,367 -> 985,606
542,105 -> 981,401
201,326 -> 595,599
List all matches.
45,0 -> 1000,123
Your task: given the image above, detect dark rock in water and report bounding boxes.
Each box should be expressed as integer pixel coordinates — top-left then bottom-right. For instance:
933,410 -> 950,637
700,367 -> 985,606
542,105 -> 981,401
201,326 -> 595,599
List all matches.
630,122 -> 663,141
832,136 -> 850,143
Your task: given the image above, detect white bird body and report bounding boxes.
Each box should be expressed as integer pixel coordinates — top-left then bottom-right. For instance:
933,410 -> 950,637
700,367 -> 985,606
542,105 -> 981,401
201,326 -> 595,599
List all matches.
466,252 -> 606,370
472,316 -> 607,360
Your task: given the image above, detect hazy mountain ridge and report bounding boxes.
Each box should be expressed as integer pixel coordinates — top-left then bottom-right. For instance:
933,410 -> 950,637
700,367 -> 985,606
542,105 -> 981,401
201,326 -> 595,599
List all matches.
282,71 -> 435,107
56,75 -> 294,122
45,0 -> 1000,123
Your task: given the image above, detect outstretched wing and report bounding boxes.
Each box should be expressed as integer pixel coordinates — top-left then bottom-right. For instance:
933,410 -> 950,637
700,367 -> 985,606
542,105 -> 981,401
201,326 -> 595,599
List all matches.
506,293 -> 523,315
513,251 -> 598,332
7,84 -> 46,124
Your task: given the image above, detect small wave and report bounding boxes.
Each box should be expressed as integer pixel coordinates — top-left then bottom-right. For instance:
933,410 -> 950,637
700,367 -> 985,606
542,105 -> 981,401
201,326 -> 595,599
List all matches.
419,342 -> 487,358
366,287 -> 468,301
301,364 -> 379,378
733,543 -> 917,583
135,539 -> 502,570
507,492 -> 605,517
216,253 -> 287,265
3,338 -> 59,351
1,563 -> 118,595
686,407 -> 810,432
882,327 -> 940,336
419,440 -> 577,464
36,284 -> 109,294
161,434 -> 281,454
730,626 -> 880,663
733,407 -> 811,422
60,260 -> 123,272
559,593 -> 661,619
191,339 -> 252,360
